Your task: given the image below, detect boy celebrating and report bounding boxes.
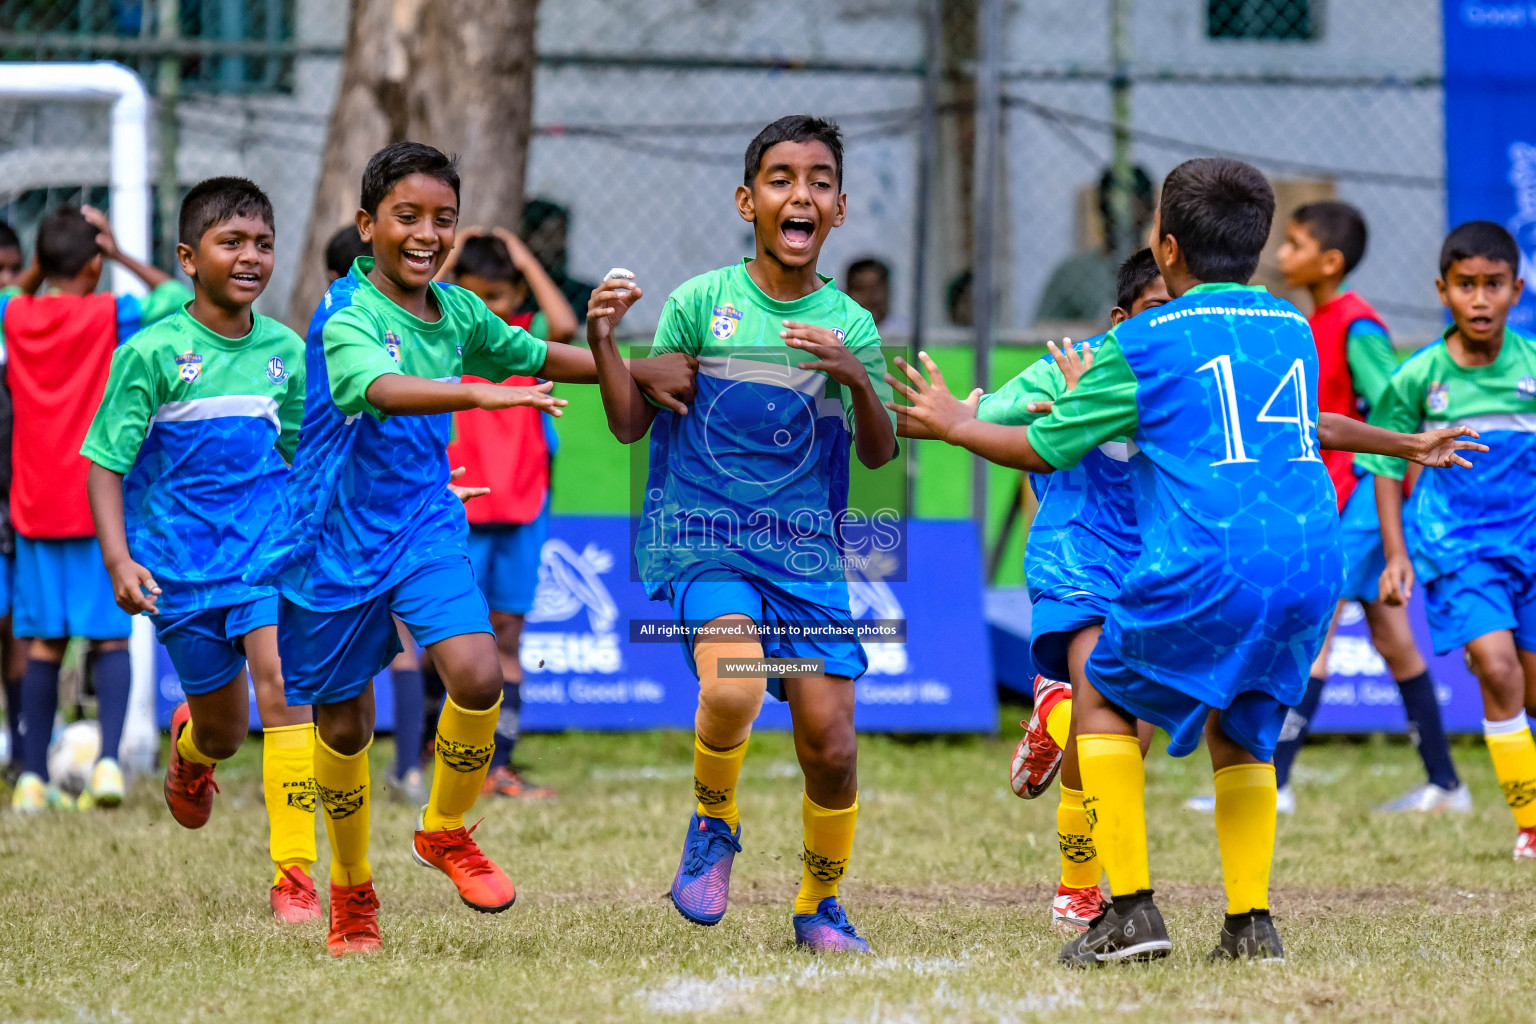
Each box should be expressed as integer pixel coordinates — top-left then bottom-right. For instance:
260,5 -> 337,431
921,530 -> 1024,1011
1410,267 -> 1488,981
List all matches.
894,158 -> 1484,965
1359,221 -> 1536,860
81,177 -> 320,921
586,115 -> 899,952
1,206 -> 189,812
442,228 -> 576,800
1247,200 -> 1464,814
248,142 -> 674,957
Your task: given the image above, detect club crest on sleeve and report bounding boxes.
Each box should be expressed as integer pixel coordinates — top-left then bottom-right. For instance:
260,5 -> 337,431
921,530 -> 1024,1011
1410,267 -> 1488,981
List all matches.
1426,381 -> 1449,414
384,329 -> 402,363
710,304 -> 743,341
1518,376 -> 1536,400
174,350 -> 202,383
266,355 -> 288,384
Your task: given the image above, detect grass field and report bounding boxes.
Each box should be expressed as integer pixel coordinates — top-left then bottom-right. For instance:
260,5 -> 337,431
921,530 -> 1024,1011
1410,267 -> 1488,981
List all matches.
1,714 -> 1531,1023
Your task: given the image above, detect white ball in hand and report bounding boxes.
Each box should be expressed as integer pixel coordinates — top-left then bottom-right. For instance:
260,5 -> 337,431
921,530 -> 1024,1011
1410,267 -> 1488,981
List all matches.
604,267 -> 635,285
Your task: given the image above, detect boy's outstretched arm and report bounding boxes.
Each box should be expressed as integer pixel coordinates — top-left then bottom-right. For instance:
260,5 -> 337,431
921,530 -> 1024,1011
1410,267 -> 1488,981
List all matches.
366,375 -> 567,417
1374,474 -> 1414,606
885,353 -> 1054,472
585,273 -> 659,444
86,462 -> 161,615
1316,413 -> 1488,468
83,205 -> 170,291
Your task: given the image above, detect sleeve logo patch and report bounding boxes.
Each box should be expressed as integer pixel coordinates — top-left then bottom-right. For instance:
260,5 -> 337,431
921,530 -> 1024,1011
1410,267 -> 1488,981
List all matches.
830,327 -> 846,344
710,304 -> 743,341
1518,376 -> 1536,400
266,355 -> 288,384
174,350 -> 202,383
1426,381 -> 1449,414
384,330 -> 402,363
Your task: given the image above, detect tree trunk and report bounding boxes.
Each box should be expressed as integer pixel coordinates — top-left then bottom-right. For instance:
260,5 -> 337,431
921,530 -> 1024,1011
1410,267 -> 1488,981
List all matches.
287,0 -> 541,327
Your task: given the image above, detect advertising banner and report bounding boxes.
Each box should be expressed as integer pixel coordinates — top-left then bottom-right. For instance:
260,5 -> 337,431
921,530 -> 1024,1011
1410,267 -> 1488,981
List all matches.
155,516 -> 998,734
1443,1 -> 1536,331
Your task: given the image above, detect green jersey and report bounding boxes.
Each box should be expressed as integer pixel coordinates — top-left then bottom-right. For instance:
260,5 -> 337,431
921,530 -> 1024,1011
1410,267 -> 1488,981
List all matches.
1357,327 -> 1536,581
80,307 -> 305,614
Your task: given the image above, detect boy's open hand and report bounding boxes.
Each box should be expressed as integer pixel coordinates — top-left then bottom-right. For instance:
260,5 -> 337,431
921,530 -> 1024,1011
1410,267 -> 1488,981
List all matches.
1407,426 -> 1488,469
883,352 -> 982,442
470,379 -> 568,416
1379,552 -> 1415,607
781,321 -> 865,388
1046,337 -> 1094,391
106,557 -> 160,615
630,353 -> 698,415
81,205 -> 121,261
587,273 -> 643,344
447,465 -> 489,505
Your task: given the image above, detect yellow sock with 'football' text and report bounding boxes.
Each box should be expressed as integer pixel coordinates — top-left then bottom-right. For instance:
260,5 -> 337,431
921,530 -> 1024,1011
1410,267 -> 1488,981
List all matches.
423,696 -> 499,832
1485,715 -> 1536,828
263,723 -> 317,886
796,793 -> 858,915
314,731 -> 371,886
693,735 -> 749,829
1212,762 -> 1276,914
1057,785 -> 1101,890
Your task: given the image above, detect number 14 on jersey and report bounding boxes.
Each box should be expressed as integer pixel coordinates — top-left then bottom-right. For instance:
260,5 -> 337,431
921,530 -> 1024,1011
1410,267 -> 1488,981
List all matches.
1198,355 -> 1322,466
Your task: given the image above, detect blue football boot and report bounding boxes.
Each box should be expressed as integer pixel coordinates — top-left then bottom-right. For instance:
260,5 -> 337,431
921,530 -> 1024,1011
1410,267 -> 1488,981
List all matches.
793,897 -> 871,954
670,812 -> 742,925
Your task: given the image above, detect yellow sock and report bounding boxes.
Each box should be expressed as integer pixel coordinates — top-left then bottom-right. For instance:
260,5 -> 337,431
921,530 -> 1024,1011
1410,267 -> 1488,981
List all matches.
314,731 -> 371,886
175,721 -> 219,766
423,696 -> 498,832
263,723 -> 317,886
1485,715 -> 1536,828
1076,733 -> 1148,896
694,734 -> 748,829
796,793 -> 858,915
1212,762 -> 1276,914
1057,786 -> 1100,889
1045,698 -> 1073,750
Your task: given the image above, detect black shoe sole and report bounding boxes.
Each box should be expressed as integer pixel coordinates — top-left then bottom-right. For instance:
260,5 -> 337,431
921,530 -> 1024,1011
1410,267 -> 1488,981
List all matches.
460,893 -> 516,914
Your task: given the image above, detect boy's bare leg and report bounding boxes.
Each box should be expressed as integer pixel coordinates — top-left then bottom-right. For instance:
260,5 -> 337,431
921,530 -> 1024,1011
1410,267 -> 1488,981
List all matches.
1466,630 -> 1536,845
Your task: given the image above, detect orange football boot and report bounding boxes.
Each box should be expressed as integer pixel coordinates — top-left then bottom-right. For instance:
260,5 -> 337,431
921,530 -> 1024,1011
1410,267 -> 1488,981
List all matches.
271,866 -> 322,924
327,879 -> 382,956
412,817 -> 516,912
164,702 -> 219,828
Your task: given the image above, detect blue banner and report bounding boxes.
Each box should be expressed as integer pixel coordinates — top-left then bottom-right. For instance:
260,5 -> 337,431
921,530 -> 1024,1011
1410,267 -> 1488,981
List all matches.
1444,1 -> 1536,331
156,516 -> 997,734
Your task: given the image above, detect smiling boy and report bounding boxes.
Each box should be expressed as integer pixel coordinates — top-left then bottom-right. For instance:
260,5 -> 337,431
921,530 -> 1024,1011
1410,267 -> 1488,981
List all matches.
1358,220 -> 1536,861
81,177 -> 320,922
586,115 -> 898,952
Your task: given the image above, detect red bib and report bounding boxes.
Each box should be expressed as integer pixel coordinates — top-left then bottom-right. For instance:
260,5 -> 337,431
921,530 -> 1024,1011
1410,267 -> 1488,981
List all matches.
445,312 -> 551,525
4,293 -> 119,539
1310,290 -> 1387,512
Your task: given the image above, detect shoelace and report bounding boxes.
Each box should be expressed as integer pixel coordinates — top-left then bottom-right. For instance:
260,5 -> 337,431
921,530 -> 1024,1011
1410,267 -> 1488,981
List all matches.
818,901 -> 861,939
333,887 -> 380,937
429,820 -> 496,877
277,868 -> 320,909
1020,729 -> 1059,775
682,824 -> 742,876
1065,890 -> 1104,919
172,760 -> 219,800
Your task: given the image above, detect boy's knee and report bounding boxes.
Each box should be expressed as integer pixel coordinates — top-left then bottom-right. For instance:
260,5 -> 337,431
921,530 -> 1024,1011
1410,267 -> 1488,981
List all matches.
798,722 -> 858,779
448,663 -> 504,711
192,720 -> 245,761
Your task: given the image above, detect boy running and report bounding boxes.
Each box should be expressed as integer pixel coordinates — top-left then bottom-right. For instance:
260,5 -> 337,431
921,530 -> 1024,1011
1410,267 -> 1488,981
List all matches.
1359,220 -> 1536,860
587,115 -> 899,953
2,206 -> 189,811
247,142 -> 684,957
895,158 -> 1485,965
81,177 -> 320,921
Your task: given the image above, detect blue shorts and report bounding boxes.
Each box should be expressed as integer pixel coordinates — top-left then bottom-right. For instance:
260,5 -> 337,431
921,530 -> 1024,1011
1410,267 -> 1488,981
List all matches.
1338,482 -> 1384,604
151,597 -> 279,695
0,553 -> 13,618
1423,557 -> 1536,656
279,557 -> 492,707
1030,592 -> 1109,682
467,509 -> 549,615
1087,651 -> 1289,762
14,536 -> 131,640
668,565 -> 868,700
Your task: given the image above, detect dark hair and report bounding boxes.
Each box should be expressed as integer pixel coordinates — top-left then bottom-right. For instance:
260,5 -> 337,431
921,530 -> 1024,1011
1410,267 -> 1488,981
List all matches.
454,235 -> 521,285
1115,248 -> 1163,311
744,115 -> 844,190
1439,220 -> 1520,278
1292,201 -> 1367,276
179,176 -> 274,246
35,207 -> 101,278
1097,165 -> 1155,241
360,141 -> 460,216
846,257 -> 889,285
1157,158 -> 1275,284
324,225 -> 372,278
0,220 -> 18,252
